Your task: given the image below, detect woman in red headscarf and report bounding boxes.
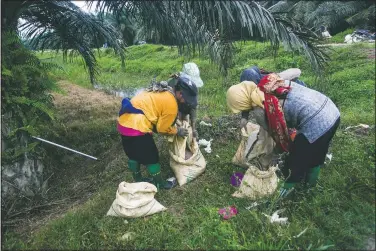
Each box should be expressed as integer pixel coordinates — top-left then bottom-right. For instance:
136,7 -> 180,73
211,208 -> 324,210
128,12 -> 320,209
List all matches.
227,73 -> 340,198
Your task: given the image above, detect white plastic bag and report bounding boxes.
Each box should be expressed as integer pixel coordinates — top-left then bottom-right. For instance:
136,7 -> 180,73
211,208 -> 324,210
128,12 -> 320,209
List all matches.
106,182 -> 166,218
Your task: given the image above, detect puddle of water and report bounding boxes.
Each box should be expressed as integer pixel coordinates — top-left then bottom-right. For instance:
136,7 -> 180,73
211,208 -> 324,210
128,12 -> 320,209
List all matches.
94,84 -> 144,98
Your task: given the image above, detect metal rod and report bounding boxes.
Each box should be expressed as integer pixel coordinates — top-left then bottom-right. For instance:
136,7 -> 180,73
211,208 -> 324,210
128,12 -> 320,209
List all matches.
32,136 -> 98,160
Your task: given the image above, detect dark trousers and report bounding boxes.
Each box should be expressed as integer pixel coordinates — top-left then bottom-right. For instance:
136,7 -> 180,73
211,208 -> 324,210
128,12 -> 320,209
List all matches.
284,118 -> 340,183
121,134 -> 159,165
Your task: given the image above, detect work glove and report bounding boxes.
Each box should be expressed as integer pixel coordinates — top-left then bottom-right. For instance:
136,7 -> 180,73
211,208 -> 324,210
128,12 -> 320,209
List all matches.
240,118 -> 248,130
192,129 -> 198,139
169,73 -> 179,79
177,127 -> 189,137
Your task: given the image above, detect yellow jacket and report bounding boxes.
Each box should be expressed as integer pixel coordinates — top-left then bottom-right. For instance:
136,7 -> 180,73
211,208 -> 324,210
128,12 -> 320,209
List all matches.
118,91 -> 178,135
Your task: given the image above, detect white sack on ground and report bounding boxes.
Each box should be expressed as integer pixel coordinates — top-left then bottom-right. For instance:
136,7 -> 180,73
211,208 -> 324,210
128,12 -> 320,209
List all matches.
232,164 -> 278,200
322,31 -> 332,38
232,122 -> 278,200
232,122 -> 275,169
168,119 -> 206,186
106,182 -> 166,218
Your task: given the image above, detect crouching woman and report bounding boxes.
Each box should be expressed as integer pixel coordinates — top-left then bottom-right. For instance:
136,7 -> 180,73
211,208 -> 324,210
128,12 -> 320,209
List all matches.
117,79 -> 198,190
226,74 -> 340,198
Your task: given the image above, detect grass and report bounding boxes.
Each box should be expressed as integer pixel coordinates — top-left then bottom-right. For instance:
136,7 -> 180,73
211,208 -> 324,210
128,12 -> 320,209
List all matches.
329,28 -> 356,44
2,41 -> 375,250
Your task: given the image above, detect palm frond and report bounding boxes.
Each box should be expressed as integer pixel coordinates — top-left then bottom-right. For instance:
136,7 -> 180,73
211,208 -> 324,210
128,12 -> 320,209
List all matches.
346,3 -> 376,29
18,1 -> 126,84
306,1 -> 363,28
90,0 -> 326,74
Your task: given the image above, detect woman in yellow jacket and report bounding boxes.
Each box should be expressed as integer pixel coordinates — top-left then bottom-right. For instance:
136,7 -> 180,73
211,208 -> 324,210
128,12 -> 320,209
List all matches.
117,77 -> 198,190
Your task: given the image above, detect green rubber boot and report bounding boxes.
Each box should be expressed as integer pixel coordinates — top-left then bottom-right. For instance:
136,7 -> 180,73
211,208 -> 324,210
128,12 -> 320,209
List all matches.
278,181 -> 296,199
128,159 -> 143,182
146,163 -> 175,190
283,182 -> 297,189
128,159 -> 153,183
305,166 -> 321,187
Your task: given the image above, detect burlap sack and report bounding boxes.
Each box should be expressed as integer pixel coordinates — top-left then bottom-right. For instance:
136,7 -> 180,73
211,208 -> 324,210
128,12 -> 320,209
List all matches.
106,182 -> 167,218
232,122 -> 275,170
168,119 -> 206,186
232,165 -> 278,200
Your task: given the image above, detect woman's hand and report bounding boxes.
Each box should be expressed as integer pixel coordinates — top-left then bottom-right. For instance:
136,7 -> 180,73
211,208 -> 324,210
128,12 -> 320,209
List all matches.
192,129 -> 198,139
169,73 -> 179,79
177,127 -> 189,137
240,118 -> 248,130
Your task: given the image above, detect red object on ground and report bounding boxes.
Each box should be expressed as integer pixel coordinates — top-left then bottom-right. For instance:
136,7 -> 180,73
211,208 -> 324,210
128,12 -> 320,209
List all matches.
218,206 -> 238,220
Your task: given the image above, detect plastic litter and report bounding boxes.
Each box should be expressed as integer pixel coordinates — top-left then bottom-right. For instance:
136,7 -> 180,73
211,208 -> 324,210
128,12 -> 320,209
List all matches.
263,209 -> 288,225
218,206 -> 238,220
345,124 -> 370,130
167,177 -> 177,187
198,138 -> 212,153
326,153 -> 333,161
204,144 -> 212,153
230,172 -> 244,187
293,227 -> 308,238
345,123 -> 373,135
344,30 -> 375,44
199,121 -> 212,127
120,232 -> 135,241
198,139 -> 211,146
245,202 -> 259,210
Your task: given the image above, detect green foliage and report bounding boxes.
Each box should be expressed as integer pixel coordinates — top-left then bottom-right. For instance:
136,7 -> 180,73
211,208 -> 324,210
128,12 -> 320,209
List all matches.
330,28 -> 356,43
5,0 -> 328,85
97,12 -> 142,46
4,40 -> 374,251
1,32 -> 56,164
89,0 -> 327,75
267,1 -> 375,34
2,0 -> 126,85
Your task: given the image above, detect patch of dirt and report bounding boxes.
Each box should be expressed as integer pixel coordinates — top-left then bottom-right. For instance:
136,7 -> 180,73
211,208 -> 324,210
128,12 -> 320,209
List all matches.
318,43 -> 351,47
53,80 -> 121,107
364,48 -> 375,59
52,80 -> 121,122
344,124 -> 375,136
6,81 -> 123,239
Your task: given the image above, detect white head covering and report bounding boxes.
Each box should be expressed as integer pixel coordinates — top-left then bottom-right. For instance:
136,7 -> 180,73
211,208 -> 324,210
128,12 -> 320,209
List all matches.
181,62 -> 204,88
278,68 -> 301,80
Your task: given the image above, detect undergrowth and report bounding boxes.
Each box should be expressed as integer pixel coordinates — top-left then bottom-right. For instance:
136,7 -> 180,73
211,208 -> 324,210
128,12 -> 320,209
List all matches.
2,41 -> 375,250
329,28 -> 356,43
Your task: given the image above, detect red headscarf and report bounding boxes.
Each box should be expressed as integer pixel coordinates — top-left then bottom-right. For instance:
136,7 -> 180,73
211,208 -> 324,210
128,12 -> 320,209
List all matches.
258,73 -> 291,152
